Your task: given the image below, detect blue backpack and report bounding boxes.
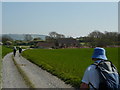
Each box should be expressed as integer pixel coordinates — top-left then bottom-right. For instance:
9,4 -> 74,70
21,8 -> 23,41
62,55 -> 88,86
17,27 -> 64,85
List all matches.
91,60 -> 120,90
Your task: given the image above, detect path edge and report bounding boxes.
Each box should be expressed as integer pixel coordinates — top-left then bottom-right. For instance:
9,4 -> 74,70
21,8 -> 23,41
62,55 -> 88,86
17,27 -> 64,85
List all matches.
12,55 -> 35,88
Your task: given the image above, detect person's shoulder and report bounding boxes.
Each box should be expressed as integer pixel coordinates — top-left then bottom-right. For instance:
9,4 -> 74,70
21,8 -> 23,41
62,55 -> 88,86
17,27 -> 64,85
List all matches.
87,64 -> 96,71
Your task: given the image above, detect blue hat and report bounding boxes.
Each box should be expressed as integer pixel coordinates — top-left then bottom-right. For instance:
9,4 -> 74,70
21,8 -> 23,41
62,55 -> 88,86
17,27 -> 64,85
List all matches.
92,47 -> 107,60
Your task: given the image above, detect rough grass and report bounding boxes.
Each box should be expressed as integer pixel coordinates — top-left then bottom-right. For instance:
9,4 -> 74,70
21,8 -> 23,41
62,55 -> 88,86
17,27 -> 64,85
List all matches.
0,45 -> 12,88
2,46 -> 13,58
22,48 -> 119,87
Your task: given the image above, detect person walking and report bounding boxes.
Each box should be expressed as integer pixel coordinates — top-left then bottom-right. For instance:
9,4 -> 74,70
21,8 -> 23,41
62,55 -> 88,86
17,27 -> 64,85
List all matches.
19,46 -> 22,56
80,47 -> 119,90
13,46 -> 17,57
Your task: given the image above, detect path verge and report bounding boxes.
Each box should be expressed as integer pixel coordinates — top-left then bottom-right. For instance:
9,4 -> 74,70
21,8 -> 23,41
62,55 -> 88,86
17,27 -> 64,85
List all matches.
14,51 -> 72,88
12,55 -> 35,88
2,53 -> 28,88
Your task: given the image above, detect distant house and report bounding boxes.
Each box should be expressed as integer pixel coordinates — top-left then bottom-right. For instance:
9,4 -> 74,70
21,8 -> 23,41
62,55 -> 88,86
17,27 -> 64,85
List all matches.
36,41 -> 55,48
57,38 -> 80,48
36,38 -> 80,49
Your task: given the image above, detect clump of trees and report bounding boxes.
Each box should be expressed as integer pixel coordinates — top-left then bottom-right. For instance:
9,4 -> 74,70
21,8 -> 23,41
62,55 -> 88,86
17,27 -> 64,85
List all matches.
77,30 -> 120,47
46,32 -> 65,42
49,32 -> 65,39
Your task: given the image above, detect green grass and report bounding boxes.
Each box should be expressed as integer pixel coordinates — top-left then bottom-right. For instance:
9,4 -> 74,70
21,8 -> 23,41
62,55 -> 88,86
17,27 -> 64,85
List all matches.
2,46 -> 13,58
22,48 -> 119,87
0,45 -> 12,87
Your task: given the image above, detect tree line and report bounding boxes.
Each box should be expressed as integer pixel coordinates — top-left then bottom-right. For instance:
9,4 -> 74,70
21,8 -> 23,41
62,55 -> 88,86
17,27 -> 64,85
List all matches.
1,30 -> 120,47
44,31 -> 120,47
77,30 -> 120,47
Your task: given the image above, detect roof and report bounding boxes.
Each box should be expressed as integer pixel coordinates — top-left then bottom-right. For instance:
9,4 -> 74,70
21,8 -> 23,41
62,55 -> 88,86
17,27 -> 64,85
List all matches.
36,42 -> 55,47
57,38 -> 79,44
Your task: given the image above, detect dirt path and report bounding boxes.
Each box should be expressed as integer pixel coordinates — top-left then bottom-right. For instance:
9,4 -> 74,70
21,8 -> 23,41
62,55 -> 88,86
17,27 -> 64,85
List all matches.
2,52 -> 28,88
14,51 -> 72,88
2,51 -> 72,88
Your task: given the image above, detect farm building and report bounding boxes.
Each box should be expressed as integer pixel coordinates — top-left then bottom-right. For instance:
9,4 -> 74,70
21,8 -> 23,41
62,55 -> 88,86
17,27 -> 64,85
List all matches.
36,41 -> 55,48
36,38 -> 80,49
57,38 -> 80,48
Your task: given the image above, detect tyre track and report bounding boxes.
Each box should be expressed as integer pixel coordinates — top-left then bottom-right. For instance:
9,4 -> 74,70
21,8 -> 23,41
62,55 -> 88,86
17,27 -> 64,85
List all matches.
2,52 -> 28,88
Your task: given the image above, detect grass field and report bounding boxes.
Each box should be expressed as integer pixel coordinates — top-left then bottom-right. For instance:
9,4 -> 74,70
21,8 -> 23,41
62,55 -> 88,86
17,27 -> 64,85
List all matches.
22,47 -> 119,87
2,46 -> 13,58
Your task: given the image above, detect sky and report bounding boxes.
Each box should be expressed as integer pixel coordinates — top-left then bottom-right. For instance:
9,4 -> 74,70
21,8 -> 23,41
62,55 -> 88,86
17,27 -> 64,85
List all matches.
2,1 -> 118,37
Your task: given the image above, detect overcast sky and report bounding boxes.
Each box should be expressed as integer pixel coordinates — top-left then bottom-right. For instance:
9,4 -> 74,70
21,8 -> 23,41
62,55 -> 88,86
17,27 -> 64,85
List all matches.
2,1 -> 118,37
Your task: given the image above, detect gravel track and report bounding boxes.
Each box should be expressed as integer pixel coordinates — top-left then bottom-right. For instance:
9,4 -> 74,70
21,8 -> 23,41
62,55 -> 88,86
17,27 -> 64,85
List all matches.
14,51 -> 72,88
2,51 -> 73,89
2,52 -> 28,88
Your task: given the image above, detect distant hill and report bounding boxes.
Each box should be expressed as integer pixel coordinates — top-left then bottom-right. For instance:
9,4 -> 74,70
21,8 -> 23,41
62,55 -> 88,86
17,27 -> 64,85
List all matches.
2,34 -> 47,41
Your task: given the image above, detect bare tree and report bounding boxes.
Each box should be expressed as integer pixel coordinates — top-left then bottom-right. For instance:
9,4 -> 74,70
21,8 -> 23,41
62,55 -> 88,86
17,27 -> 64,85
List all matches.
49,32 -> 65,39
45,36 -> 56,42
88,30 -> 104,38
87,30 -> 119,47
49,32 -> 57,38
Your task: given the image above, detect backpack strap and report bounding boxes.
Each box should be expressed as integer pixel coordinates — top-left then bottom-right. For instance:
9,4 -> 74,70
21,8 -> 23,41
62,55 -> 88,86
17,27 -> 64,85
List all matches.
89,82 -> 97,90
91,60 -> 103,69
92,60 -> 110,67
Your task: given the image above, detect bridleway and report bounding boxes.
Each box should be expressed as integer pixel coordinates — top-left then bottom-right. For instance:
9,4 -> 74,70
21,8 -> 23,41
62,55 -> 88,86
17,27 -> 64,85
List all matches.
2,52 -> 28,88
2,51 -> 72,88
